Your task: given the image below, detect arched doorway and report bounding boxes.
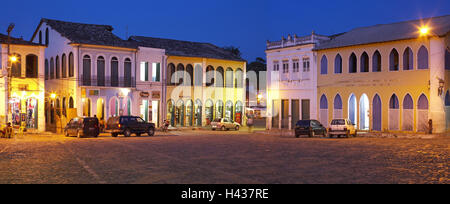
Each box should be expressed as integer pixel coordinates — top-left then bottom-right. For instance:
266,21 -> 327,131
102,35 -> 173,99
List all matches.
176,100 -> 185,126
109,97 -> 119,117
235,101 -> 243,124
372,94 -> 382,131
205,100 -> 214,125
26,98 -> 38,129
402,94 -> 414,131
417,94 -> 429,132
389,94 -> 400,130
334,94 -> 343,119
225,101 -> 233,121
167,100 -> 175,126
83,98 -> 91,117
319,95 -> 328,127
186,100 -> 194,126
348,94 -> 357,127
215,100 -> 224,119
359,94 -> 369,130
97,98 -> 105,120
195,99 -> 202,126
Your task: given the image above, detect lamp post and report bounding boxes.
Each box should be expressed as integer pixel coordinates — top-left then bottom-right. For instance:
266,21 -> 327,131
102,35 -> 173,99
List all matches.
5,23 -> 15,124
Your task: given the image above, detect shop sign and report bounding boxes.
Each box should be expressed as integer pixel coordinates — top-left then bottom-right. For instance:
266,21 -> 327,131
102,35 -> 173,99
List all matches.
140,92 -> 150,98
152,91 -> 160,99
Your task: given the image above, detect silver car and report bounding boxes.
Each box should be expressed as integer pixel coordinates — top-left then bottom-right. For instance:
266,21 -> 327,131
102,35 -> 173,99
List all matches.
211,118 -> 241,131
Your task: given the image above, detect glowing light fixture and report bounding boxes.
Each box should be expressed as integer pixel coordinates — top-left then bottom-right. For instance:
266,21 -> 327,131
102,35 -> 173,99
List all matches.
50,93 -> 56,99
419,26 -> 429,35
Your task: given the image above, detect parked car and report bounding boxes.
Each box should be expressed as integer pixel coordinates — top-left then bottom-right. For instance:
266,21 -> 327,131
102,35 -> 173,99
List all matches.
64,117 -> 99,138
328,119 -> 357,138
211,118 -> 241,131
294,120 -> 327,138
105,116 -> 155,137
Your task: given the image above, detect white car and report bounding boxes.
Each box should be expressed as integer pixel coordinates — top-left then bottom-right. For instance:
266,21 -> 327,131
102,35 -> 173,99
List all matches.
211,118 -> 241,131
328,119 -> 357,138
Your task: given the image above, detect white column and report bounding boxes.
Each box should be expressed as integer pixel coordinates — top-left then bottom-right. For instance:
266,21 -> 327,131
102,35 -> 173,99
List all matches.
429,37 -> 446,133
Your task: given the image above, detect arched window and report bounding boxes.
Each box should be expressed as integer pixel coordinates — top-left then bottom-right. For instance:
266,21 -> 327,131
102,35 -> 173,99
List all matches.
111,57 -> 119,87
235,68 -> 243,88
372,94 -> 382,131
55,55 -> 60,79
61,54 -> 66,78
206,66 -> 215,86
50,57 -> 54,79
417,46 -> 429,69
334,54 -> 342,74
349,53 -> 357,73
389,94 -> 399,109
45,59 -> 49,80
360,52 -> 369,72
403,47 -> 413,70
216,67 -> 224,87
215,100 -> 224,119
226,67 -> 233,88
45,28 -> 49,45
225,100 -> 233,120
194,64 -> 203,86
124,58 -> 132,87
11,54 -> 21,77
69,97 -> 74,108
167,63 -> 175,85
176,64 -> 185,86
389,49 -> 399,71
417,94 -> 429,132
334,94 -> 343,119
186,64 -> 194,86
403,94 -> 414,131
97,56 -> 105,86
82,55 -> 91,86
319,94 -> 328,127
320,55 -> 328,75
26,54 -> 38,78
372,51 -> 381,72
320,95 -> 328,109
68,52 -> 74,77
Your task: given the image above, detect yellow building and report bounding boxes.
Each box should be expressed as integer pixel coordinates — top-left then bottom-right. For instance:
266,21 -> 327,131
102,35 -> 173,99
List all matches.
130,36 -> 247,127
0,33 -> 46,132
315,15 -> 450,134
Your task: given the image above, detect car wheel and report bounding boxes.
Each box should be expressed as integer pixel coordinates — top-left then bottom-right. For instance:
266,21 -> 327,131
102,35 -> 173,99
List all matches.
354,130 -> 358,137
136,133 -> 141,137
309,131 -> 314,138
77,131 -> 82,138
221,126 -> 226,131
346,131 -> 350,138
148,128 -> 155,136
212,128 -> 215,131
112,133 -> 118,137
295,134 -> 300,138
64,130 -> 69,137
322,130 -> 327,137
124,129 -> 131,137
235,126 -> 239,131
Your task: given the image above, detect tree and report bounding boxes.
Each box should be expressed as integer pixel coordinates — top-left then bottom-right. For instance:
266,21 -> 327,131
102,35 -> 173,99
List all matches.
223,46 -> 242,58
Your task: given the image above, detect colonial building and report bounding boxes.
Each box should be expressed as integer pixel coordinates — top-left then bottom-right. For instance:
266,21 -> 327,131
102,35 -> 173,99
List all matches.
315,15 -> 450,133
0,34 -> 46,132
30,19 -> 165,132
266,33 -> 330,130
130,36 -> 247,127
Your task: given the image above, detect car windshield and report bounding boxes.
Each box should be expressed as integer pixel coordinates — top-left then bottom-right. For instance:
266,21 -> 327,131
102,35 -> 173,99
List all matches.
331,119 -> 346,125
296,120 -> 310,127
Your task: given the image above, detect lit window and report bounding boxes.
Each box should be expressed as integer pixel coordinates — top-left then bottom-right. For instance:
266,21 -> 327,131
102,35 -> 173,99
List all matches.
140,62 -> 148,81
152,62 -> 160,82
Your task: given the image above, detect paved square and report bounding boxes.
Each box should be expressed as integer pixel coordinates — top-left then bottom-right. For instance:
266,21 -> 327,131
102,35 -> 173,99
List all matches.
0,130 -> 448,184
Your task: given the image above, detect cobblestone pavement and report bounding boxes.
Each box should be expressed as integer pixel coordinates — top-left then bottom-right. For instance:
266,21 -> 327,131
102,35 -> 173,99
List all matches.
0,130 -> 448,184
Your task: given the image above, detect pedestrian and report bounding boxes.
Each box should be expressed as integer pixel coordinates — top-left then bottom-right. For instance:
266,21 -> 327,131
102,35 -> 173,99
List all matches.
247,115 -> 254,133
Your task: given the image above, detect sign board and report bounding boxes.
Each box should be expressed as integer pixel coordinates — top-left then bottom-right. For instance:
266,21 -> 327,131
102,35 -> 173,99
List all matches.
152,91 -> 160,99
140,92 -> 150,98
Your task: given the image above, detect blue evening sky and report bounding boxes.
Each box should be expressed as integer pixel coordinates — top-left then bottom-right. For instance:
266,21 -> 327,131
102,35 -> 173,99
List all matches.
0,0 -> 449,62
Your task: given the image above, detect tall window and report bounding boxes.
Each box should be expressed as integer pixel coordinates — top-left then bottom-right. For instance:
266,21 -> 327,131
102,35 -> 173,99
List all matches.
320,56 -> 327,75
26,54 -> 38,78
349,53 -> 357,73
167,63 -> 176,85
372,51 -> 381,72
360,52 -> 369,72
111,57 -> 119,87
152,62 -> 160,82
403,47 -> 413,70
216,67 -> 224,87
140,62 -> 149,81
68,52 -> 74,77
303,58 -> 310,72
97,56 -> 105,86
273,61 -> 279,71
61,54 -> 67,78
50,57 -> 54,79
389,48 -> 399,71
124,58 -> 132,87
282,60 -> 289,73
235,68 -> 243,88
45,28 -> 49,46
417,46 -> 429,69
194,64 -> 202,86
335,54 -> 342,74
293,59 -> 300,72
82,55 -> 91,86
186,64 -> 194,86
226,67 -> 233,88
45,59 -> 49,80
206,66 -> 214,87
55,55 -> 60,79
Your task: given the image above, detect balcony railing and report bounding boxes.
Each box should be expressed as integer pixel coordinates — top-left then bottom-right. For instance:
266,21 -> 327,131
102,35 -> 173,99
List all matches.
80,75 -> 136,88
267,33 -> 330,50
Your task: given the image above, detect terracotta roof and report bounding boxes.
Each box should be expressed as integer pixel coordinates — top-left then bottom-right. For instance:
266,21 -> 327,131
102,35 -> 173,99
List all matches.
315,15 -> 450,50
0,33 -> 40,46
129,36 -> 246,62
38,18 -> 137,49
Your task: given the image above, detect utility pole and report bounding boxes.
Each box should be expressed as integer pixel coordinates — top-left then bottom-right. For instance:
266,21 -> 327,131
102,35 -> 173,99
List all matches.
5,23 -> 15,124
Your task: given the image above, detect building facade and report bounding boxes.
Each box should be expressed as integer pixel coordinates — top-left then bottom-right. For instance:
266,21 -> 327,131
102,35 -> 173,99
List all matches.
315,15 -> 450,134
130,36 -> 247,127
266,33 -> 330,130
0,34 -> 46,132
30,19 -> 165,132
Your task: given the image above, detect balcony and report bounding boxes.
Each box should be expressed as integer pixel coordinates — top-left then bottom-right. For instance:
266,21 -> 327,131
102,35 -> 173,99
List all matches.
266,33 -> 330,50
80,75 -> 136,88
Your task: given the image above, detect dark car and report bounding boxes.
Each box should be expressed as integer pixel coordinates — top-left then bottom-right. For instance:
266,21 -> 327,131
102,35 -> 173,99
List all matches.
294,120 -> 327,138
105,116 -> 155,137
64,117 -> 100,138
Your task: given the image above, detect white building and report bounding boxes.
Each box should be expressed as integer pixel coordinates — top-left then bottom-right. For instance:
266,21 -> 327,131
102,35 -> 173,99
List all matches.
266,33 -> 330,130
30,18 -> 165,132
